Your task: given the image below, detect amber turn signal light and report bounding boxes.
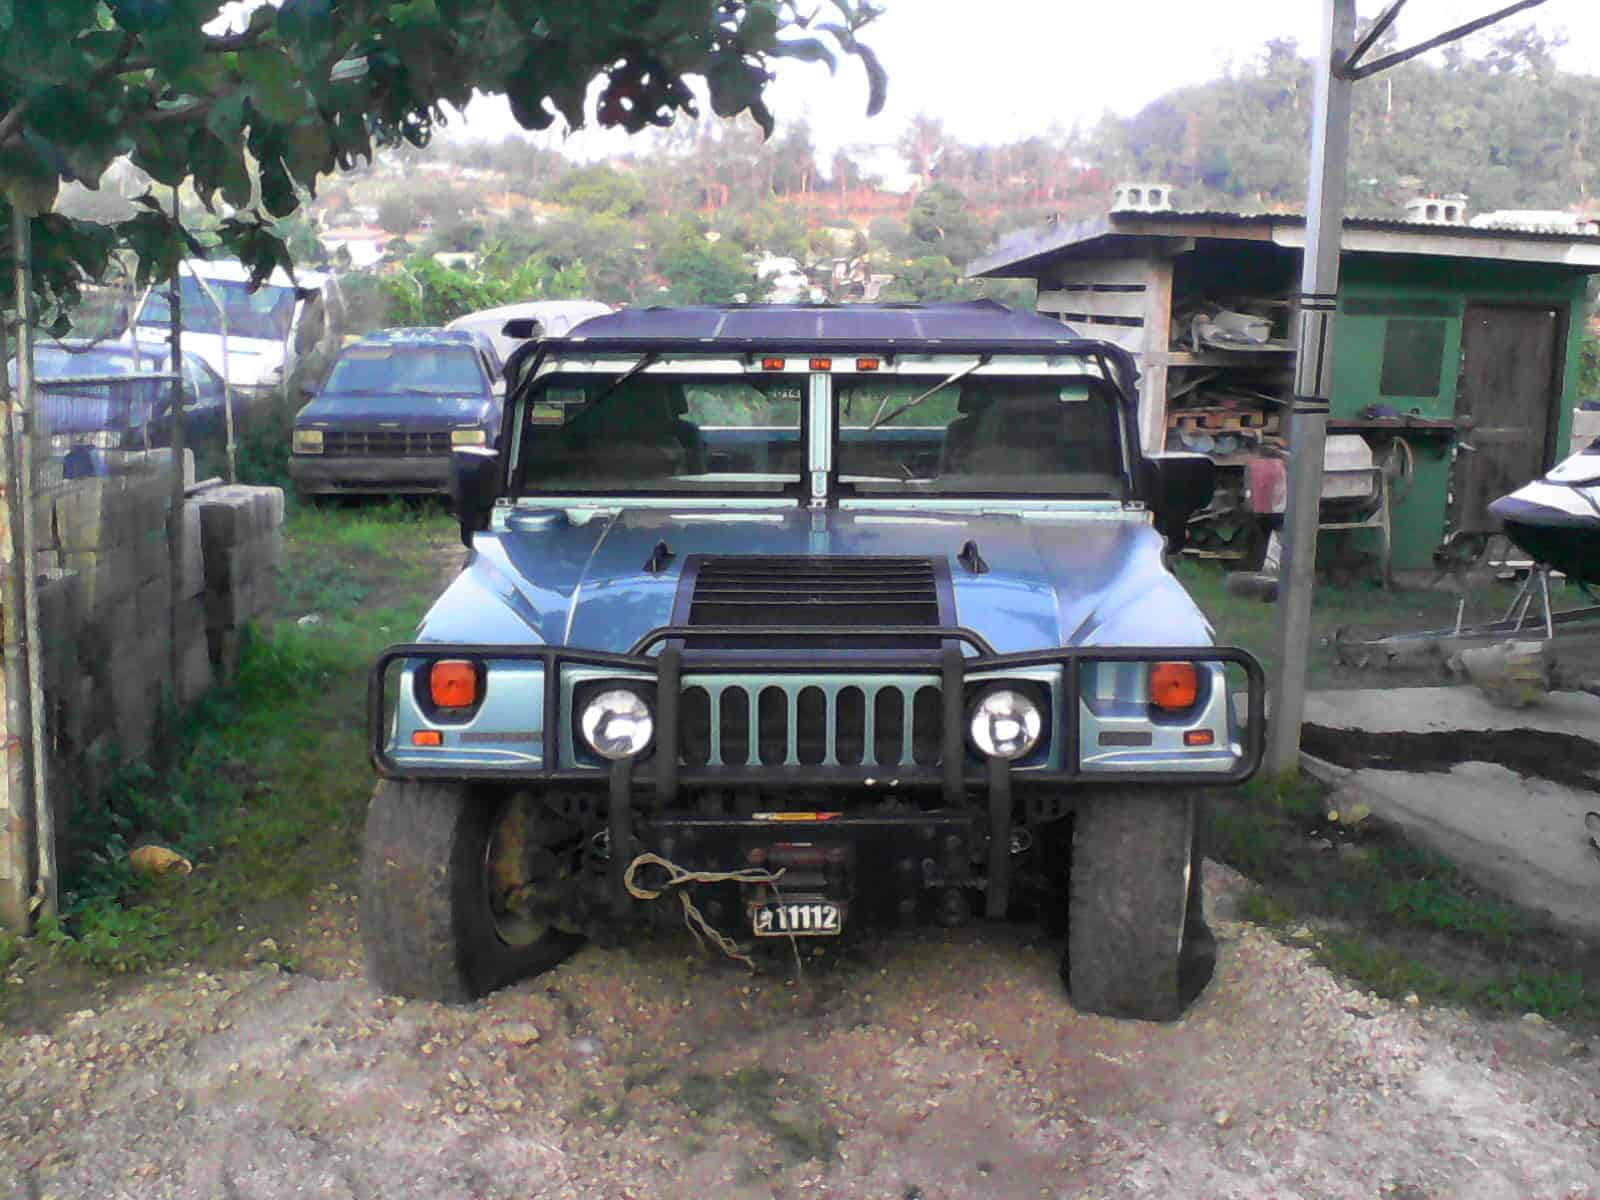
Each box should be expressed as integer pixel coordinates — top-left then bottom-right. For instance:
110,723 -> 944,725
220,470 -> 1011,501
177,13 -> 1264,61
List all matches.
1149,662 -> 1199,711
429,659 -> 479,709
1184,729 -> 1215,747
412,730 -> 443,747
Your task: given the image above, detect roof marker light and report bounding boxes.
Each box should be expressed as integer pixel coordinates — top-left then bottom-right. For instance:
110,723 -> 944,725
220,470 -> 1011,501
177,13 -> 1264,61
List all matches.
856,357 -> 881,371
761,357 -> 786,371
809,357 -> 833,370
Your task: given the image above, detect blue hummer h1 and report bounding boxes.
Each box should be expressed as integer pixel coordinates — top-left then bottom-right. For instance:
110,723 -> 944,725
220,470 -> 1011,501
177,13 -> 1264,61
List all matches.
361,302 -> 1264,1021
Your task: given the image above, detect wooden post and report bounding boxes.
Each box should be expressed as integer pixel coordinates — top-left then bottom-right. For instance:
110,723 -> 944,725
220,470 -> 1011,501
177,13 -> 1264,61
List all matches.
0,218 -> 36,931
12,213 -> 52,917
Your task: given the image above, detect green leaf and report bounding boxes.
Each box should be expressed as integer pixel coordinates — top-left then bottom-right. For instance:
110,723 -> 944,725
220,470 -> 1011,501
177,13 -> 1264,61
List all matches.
770,38 -> 836,70
237,48 -> 308,123
107,0 -> 171,34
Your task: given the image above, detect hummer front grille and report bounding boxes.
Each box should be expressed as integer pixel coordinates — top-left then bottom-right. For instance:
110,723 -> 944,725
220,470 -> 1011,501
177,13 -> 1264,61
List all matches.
678,676 -> 943,768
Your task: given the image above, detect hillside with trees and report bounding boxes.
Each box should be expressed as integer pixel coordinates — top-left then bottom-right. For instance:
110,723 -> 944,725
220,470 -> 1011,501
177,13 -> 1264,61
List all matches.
49,25 -> 1600,335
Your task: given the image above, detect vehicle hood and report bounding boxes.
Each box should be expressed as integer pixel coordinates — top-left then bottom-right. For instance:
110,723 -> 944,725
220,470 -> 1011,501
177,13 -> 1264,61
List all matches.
418,507 -> 1214,651
297,391 -> 494,428
130,331 -> 284,387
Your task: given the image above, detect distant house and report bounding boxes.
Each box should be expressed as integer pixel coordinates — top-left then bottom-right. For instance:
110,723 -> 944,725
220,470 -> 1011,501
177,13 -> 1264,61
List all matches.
969,204 -> 1600,570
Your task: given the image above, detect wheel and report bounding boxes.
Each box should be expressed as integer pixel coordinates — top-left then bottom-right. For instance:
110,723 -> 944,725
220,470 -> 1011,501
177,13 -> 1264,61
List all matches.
1064,788 -> 1214,1022
360,780 -> 586,1001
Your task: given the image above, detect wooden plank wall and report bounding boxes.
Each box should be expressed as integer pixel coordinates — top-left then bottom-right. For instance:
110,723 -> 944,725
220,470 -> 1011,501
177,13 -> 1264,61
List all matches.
1036,256 -> 1176,453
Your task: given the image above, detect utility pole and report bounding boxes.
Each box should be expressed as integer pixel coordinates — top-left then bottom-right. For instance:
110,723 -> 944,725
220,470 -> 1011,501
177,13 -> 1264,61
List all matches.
1267,0 -> 1357,775
1266,0 -> 1551,776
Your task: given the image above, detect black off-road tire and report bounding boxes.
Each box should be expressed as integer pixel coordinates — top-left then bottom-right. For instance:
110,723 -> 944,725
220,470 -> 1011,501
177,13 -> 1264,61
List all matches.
360,780 -> 583,1002
1065,788 -> 1215,1022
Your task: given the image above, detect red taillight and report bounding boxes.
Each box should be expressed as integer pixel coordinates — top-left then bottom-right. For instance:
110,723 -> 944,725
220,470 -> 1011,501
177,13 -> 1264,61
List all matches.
1150,662 -> 1199,711
430,660 -> 479,709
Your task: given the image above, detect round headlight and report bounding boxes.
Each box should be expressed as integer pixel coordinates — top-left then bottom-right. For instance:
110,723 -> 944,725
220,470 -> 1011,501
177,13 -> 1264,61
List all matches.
968,687 -> 1044,760
579,688 -> 654,760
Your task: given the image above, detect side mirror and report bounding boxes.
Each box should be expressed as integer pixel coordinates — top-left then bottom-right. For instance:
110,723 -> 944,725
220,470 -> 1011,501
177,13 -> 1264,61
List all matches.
1144,453 -> 1216,553
449,446 -> 500,548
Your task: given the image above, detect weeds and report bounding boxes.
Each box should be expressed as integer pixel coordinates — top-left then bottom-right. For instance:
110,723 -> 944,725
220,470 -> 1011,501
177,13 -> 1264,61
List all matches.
1206,775 -> 1600,1026
5,502 -> 453,986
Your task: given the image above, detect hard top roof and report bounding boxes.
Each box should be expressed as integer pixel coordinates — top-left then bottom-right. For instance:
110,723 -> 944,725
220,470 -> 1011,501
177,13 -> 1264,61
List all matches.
538,301 -> 1097,355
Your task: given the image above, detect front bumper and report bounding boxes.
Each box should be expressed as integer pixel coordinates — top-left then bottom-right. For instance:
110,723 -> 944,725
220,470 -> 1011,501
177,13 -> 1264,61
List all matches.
369,628 -> 1266,792
290,453 -> 453,495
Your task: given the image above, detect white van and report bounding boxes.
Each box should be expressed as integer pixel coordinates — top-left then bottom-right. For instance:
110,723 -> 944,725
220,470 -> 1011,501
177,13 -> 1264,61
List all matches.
128,259 -> 344,396
445,299 -> 610,365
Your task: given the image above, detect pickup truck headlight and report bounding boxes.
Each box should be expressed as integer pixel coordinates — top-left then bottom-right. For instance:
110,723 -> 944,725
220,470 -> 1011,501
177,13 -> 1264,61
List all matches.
968,687 -> 1043,760
451,428 -> 488,447
580,688 -> 654,759
293,429 -> 323,453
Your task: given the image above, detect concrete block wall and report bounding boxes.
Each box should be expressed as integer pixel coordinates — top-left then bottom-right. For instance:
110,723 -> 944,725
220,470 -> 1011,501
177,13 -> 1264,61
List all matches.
27,468 -> 285,861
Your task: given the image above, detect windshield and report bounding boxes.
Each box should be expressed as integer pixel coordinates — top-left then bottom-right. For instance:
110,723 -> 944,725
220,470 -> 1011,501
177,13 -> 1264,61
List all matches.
140,278 -> 297,341
515,371 -> 803,495
836,375 -> 1124,496
323,345 -> 486,396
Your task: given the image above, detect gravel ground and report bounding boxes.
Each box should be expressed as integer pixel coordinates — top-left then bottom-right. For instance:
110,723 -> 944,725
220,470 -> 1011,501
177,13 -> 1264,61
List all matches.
1,866 -> 1597,1200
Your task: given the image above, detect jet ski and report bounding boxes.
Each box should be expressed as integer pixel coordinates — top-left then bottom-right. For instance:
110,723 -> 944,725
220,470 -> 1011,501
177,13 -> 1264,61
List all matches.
1487,438 -> 1600,585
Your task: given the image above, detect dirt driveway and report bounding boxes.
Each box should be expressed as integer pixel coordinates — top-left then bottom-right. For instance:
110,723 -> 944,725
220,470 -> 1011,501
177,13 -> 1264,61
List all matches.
2,868 -> 1596,1200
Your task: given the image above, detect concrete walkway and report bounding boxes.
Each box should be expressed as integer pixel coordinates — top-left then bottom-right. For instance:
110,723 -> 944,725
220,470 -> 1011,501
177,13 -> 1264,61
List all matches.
1301,687 -> 1600,940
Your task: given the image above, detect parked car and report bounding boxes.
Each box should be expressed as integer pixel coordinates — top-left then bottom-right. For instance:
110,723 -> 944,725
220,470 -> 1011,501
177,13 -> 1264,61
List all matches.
127,258 -> 343,398
445,299 -> 611,365
361,301 -> 1264,1021
289,327 -> 503,498
12,341 -> 227,477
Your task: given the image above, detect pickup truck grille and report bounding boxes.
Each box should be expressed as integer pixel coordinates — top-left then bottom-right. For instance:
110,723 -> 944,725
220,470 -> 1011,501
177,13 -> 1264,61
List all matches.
323,429 -> 450,457
687,556 -> 941,629
679,676 -> 943,768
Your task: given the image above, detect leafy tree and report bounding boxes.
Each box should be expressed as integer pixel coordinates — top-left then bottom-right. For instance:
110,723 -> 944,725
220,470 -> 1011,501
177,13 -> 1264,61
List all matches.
0,1 -> 885,327
657,225 -> 757,305
377,194 -> 419,236
551,163 -> 647,219
905,182 -> 985,267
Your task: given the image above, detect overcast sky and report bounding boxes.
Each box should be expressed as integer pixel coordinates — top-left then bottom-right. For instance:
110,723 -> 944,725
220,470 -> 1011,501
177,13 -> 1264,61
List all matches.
456,0 -> 1600,165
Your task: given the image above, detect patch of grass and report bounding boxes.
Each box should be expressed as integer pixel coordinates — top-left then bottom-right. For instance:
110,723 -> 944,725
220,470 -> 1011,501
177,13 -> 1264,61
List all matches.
1206,776 -> 1600,1027
674,1066 -> 839,1167
3,502 -> 453,990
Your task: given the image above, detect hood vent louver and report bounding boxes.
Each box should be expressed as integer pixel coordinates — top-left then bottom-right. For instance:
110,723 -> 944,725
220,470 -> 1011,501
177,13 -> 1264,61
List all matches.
686,556 -> 942,629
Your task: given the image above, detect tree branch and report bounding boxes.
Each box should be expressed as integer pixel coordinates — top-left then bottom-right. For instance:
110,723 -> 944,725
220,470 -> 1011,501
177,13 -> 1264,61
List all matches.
0,31 -> 138,149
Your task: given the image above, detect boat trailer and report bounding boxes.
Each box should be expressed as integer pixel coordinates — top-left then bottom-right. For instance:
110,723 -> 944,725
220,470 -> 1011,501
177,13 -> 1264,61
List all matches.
1329,566 -> 1600,670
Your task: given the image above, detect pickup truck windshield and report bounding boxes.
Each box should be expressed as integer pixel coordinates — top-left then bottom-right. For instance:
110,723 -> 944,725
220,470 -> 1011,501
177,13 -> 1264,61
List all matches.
324,346 -> 485,396
515,372 -> 803,494
836,375 -> 1124,496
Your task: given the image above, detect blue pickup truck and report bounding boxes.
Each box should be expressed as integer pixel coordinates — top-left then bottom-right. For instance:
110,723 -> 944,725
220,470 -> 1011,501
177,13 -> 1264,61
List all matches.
361,302 -> 1264,1021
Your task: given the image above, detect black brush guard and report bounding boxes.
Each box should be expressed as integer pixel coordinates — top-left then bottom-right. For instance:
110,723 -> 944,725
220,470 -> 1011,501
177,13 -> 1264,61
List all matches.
369,627 -> 1265,921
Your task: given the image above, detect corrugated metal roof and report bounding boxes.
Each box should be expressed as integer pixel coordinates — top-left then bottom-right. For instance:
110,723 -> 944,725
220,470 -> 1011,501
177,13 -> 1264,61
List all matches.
969,207 -> 1600,279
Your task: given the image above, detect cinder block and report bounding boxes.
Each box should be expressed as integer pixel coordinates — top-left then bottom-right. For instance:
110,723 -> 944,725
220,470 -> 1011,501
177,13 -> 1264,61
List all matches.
197,486 -> 262,548
177,632 -> 213,706
79,597 -> 140,667
135,572 -> 174,637
172,502 -> 205,599
60,674 -> 104,755
49,476 -> 131,549
107,658 -> 157,760
206,626 -> 243,683
173,595 -> 206,643
37,567 -> 81,659
132,527 -> 169,584
61,544 -> 137,625
204,578 -> 259,629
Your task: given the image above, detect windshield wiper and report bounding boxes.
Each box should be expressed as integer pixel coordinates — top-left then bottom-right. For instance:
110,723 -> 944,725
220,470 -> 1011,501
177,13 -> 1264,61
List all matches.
866,355 -> 990,430
593,352 -> 661,407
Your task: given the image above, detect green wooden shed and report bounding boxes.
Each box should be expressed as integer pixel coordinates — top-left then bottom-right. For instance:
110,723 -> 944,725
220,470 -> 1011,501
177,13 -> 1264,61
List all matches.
969,206 -> 1600,571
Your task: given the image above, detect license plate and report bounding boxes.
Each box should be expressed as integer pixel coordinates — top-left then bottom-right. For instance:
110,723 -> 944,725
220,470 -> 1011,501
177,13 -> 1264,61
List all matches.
752,900 -> 842,937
